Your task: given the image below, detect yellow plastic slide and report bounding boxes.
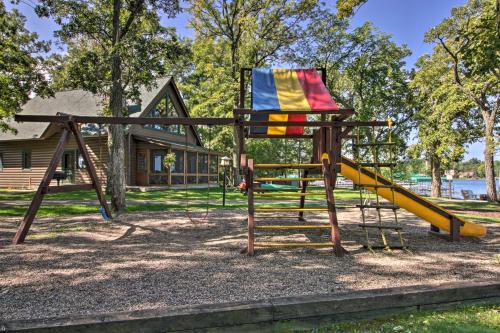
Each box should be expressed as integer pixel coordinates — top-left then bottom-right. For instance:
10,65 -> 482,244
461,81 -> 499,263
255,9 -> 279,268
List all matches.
339,156 -> 487,237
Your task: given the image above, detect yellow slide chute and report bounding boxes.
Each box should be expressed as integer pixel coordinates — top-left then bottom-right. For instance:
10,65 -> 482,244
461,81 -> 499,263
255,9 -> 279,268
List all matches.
339,156 -> 487,237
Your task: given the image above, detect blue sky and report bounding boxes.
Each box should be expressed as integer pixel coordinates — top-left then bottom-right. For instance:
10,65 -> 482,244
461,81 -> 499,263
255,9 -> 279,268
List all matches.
7,0 -> 490,159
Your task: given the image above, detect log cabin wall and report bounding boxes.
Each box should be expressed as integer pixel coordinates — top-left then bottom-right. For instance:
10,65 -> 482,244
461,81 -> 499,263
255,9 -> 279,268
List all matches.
0,133 -> 109,190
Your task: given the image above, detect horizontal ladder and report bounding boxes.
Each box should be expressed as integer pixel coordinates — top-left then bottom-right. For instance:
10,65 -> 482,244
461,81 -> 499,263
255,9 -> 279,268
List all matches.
254,192 -> 325,197
254,187 -> 303,192
356,204 -> 399,210
254,163 -> 322,169
254,177 -> 323,182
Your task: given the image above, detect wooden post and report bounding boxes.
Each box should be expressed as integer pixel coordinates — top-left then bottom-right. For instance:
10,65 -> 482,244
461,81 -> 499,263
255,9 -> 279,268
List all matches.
298,169 -> 308,221
247,159 -> 255,256
68,121 -> 112,219
450,217 -> 460,242
12,127 -> 70,244
322,155 -> 345,257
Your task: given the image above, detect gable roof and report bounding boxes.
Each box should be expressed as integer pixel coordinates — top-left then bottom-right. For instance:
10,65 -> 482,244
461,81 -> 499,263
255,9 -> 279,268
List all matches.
0,78 -> 202,146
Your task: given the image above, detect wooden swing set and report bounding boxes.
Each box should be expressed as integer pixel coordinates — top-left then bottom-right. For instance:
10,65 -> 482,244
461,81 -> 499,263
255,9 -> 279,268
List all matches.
10,68 -> 408,257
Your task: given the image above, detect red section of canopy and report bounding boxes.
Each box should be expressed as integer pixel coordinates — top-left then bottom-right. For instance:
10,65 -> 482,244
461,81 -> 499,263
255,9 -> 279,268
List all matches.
286,113 -> 305,135
296,69 -> 339,111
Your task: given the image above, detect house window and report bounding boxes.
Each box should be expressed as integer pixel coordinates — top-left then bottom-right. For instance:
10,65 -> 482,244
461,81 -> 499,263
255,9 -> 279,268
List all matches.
198,153 -> 208,174
171,150 -> 184,173
171,175 -> 184,184
209,155 -> 218,174
150,150 -> 166,173
137,153 -> 146,172
187,152 -> 197,174
76,151 -> 86,169
0,153 -> 3,171
22,151 -> 31,170
145,94 -> 186,135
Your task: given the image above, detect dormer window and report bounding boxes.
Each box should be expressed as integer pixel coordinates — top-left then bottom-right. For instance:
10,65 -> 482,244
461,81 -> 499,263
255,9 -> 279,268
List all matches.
145,94 -> 186,135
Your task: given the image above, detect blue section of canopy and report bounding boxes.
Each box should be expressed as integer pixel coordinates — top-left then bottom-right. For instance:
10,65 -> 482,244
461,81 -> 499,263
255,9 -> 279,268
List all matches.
249,113 -> 268,134
251,68 -> 280,110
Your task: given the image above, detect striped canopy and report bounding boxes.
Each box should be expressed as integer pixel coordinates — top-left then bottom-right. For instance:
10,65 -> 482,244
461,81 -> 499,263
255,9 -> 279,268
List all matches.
250,68 -> 338,135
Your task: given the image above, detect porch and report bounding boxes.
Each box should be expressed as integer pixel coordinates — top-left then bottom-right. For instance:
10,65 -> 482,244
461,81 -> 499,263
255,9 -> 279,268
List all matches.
132,136 -> 221,188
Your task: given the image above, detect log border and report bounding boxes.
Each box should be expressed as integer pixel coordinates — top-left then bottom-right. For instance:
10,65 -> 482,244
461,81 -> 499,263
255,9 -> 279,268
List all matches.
2,279 -> 499,333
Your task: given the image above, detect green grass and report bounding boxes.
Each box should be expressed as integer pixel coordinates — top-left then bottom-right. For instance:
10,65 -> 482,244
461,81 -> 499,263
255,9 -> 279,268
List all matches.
0,187 -> 358,217
0,187 -> 361,202
456,214 -> 500,224
0,187 -> 497,219
298,304 -> 499,333
430,197 -> 500,212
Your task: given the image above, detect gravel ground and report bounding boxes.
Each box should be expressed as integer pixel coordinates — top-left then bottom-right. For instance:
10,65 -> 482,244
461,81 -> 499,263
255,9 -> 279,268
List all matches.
0,207 -> 498,321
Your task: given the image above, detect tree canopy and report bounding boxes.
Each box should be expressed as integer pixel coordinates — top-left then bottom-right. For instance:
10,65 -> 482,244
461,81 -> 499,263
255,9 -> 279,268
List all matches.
424,0 -> 499,201
0,1 -> 51,132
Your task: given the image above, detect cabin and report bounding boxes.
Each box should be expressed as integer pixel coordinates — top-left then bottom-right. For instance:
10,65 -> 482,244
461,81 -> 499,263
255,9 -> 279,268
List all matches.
0,78 -> 222,190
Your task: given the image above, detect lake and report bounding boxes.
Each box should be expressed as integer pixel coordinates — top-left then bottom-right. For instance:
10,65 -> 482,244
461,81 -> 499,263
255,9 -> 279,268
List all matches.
449,179 -> 500,198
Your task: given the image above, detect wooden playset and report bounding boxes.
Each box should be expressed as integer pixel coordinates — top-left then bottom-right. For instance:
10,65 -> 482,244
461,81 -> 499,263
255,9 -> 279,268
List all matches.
11,68 -> 486,255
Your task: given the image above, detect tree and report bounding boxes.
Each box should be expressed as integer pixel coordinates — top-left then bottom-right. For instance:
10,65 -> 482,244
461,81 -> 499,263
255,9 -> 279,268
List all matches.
425,0 -> 499,202
184,0 -> 318,182
410,49 -> 475,197
35,0 -> 182,214
0,1 -> 51,132
290,13 -> 415,158
335,0 -> 367,19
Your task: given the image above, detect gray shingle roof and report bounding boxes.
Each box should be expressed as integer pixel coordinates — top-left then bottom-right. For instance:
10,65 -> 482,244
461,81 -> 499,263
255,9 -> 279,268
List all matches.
0,77 -> 172,141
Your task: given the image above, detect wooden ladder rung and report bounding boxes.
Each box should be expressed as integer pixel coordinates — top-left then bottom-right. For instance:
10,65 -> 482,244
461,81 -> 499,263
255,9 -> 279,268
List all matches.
254,192 -> 325,197
255,225 -> 331,229
254,177 -> 324,181
356,204 -> 399,210
254,242 -> 335,247
253,188 -> 303,192
254,163 -> 322,169
254,208 -> 329,212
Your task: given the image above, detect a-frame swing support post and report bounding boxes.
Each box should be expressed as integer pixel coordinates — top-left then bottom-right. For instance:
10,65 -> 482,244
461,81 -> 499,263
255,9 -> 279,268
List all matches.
12,121 -> 111,245
67,121 -> 111,216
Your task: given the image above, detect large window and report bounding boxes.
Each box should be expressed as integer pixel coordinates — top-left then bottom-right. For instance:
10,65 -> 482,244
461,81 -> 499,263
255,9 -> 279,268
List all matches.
171,150 -> 184,173
198,153 -> 208,174
187,152 -> 197,174
150,150 -> 166,173
22,150 -> 31,170
145,94 -> 186,135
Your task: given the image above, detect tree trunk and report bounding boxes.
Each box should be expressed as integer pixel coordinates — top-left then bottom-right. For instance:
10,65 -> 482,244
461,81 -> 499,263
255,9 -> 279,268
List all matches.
430,156 -> 442,198
107,0 -> 126,214
483,117 -> 498,202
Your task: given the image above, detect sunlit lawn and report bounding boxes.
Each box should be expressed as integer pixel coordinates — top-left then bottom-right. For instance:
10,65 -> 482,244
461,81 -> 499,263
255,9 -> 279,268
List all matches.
299,304 -> 499,333
0,187 -> 497,220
